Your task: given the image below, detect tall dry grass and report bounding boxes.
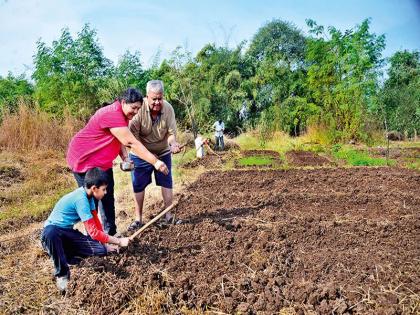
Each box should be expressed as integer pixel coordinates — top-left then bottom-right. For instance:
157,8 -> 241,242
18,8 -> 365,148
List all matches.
0,103 -> 84,152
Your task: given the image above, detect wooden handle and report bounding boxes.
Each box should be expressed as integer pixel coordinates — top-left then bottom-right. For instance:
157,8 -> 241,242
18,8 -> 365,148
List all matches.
129,202 -> 177,241
205,143 -> 221,158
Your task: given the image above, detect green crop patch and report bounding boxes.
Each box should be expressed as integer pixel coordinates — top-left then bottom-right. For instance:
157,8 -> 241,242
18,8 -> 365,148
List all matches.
237,156 -> 274,167
332,146 -> 396,166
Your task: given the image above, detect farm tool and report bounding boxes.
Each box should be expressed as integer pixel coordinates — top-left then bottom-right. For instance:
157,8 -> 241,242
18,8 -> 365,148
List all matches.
129,202 -> 178,241
204,142 -> 222,159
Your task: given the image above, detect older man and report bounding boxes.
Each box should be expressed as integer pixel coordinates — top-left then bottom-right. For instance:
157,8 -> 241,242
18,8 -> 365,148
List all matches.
128,80 -> 181,230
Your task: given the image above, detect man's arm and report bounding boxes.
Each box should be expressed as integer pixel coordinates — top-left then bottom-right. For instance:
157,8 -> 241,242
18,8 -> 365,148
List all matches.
167,105 -> 180,153
110,126 -> 168,175
168,134 -> 180,154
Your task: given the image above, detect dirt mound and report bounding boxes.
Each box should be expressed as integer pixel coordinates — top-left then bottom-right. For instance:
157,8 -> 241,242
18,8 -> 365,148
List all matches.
0,166 -> 23,189
68,167 -> 419,314
241,150 -> 280,158
181,152 -> 228,169
369,147 -> 420,159
286,150 -> 332,166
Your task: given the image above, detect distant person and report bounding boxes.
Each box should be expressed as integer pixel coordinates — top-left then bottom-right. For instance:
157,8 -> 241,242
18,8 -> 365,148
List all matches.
213,119 -> 225,150
41,168 -> 130,292
195,135 -> 209,158
66,88 -> 169,236
128,80 -> 181,231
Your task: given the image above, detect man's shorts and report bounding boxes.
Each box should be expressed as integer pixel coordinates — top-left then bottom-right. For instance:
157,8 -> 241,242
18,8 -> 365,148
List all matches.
130,152 -> 173,193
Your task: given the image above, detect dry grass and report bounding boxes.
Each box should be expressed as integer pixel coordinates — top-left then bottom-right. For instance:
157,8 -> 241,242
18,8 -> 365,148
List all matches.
0,104 -> 83,152
120,286 -> 207,315
0,150 -> 75,232
0,103 -> 82,231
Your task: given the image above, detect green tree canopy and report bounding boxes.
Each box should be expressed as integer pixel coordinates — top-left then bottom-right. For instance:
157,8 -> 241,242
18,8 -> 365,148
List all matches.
0,73 -> 34,114
305,19 -> 385,141
33,24 -> 112,116
381,50 -> 420,136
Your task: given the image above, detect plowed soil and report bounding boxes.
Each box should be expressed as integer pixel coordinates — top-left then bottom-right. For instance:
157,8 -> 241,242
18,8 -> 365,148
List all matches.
181,152 -> 228,169
68,167 -> 420,314
369,147 -> 420,159
241,150 -> 280,158
286,150 -> 333,167
0,166 -> 23,189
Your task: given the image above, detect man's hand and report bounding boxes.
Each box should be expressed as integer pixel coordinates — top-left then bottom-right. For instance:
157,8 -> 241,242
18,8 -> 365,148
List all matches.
118,237 -> 130,247
154,160 -> 169,175
170,142 -> 181,154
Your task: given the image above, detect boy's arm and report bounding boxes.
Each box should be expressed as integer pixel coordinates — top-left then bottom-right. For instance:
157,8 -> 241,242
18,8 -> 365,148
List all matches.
84,213 -> 109,244
83,210 -> 130,247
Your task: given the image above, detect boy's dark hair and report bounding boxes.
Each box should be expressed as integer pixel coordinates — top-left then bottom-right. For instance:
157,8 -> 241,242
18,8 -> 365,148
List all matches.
84,168 -> 108,189
119,87 -> 143,104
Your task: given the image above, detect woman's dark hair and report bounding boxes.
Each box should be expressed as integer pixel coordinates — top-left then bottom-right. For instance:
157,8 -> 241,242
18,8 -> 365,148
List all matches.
119,87 -> 143,104
84,167 -> 108,188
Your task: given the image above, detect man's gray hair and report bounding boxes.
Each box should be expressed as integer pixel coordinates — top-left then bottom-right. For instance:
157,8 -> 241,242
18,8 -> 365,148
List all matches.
146,80 -> 164,94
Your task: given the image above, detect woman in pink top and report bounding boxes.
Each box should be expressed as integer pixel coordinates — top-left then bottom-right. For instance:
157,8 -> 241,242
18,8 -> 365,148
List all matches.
66,88 -> 168,235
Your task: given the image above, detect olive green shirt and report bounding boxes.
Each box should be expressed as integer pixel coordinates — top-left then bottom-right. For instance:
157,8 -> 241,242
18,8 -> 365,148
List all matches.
129,99 -> 177,157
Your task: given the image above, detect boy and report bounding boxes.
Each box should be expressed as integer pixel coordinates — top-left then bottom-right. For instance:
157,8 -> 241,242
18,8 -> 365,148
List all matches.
41,167 -> 130,292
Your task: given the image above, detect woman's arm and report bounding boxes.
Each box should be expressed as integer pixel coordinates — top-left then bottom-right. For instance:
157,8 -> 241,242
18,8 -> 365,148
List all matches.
110,126 -> 168,174
119,144 -> 129,161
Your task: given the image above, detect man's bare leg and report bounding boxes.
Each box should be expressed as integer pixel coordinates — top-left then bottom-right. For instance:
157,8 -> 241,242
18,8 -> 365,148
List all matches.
133,191 -> 145,223
161,187 -> 173,221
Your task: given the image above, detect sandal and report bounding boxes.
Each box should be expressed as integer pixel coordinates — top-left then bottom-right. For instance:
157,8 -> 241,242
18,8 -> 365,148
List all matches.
159,216 -> 183,226
169,218 -> 183,225
127,220 -> 143,231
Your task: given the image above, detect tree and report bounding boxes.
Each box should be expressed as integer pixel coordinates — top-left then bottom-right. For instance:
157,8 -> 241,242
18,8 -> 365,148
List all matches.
248,19 -> 306,66
0,73 -> 34,115
33,24 -> 112,117
247,20 -> 308,134
99,50 -> 151,104
381,50 -> 420,137
305,19 -> 385,141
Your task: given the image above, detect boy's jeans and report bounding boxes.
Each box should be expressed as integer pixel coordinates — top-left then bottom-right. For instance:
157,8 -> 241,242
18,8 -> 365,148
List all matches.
73,168 -> 117,235
41,225 -> 107,278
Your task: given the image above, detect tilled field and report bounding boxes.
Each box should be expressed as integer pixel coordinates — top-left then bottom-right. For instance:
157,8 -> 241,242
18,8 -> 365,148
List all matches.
68,167 -> 420,314
286,150 -> 333,167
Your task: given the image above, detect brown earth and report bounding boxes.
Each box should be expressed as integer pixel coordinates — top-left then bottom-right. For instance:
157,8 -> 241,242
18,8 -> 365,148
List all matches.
181,152 -> 229,169
240,150 -> 280,158
286,150 -> 333,167
0,166 -> 23,189
372,147 -> 420,159
67,167 -> 420,314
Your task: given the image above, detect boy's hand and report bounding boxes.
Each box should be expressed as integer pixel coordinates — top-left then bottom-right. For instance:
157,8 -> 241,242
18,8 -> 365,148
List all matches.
118,237 -> 130,247
105,243 -> 120,253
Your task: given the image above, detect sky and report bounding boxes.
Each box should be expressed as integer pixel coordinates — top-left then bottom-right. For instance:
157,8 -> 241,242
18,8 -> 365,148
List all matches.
0,0 -> 419,77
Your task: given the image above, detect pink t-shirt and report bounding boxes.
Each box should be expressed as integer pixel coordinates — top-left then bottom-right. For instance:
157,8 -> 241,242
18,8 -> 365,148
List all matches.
66,101 -> 128,173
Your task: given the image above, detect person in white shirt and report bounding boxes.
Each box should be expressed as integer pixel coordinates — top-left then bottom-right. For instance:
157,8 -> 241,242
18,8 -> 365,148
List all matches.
212,119 -> 225,151
194,135 -> 205,158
